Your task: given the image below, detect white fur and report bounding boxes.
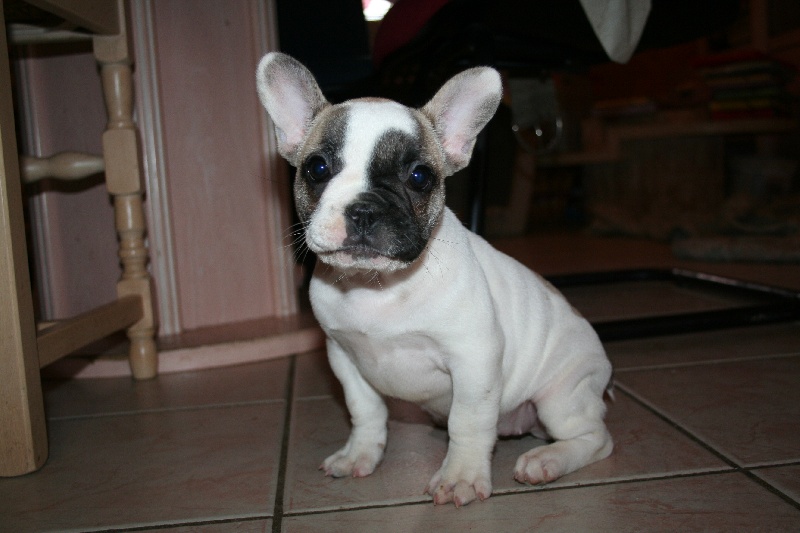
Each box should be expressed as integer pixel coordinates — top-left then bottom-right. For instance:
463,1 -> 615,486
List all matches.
256,52 -> 328,164
422,67 -> 503,172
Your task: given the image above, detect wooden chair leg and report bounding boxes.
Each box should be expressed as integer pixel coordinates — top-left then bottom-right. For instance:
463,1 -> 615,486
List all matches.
0,9 -> 48,476
95,23 -> 158,380
114,192 -> 158,379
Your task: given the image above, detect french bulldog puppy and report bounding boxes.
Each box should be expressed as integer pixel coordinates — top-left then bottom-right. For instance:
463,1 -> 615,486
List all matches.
256,52 -> 613,507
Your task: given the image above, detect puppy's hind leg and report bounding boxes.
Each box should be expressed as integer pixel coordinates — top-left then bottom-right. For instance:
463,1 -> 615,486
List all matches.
513,371 -> 613,485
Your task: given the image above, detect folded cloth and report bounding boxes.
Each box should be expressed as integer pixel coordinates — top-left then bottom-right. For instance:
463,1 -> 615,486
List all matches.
579,0 -> 651,63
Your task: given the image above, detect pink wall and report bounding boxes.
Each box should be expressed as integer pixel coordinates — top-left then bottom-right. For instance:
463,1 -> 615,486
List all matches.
148,0 -> 284,330
14,45 -> 119,321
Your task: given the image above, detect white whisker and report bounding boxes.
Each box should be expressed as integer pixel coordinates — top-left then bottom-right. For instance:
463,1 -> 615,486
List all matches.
372,270 -> 384,290
426,246 -> 449,277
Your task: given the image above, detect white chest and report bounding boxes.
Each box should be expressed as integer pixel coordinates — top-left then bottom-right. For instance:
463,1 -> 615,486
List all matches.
327,326 -> 451,403
312,278 -> 453,403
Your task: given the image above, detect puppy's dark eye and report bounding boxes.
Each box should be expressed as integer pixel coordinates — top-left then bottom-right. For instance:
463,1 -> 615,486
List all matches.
406,165 -> 434,192
304,155 -> 331,183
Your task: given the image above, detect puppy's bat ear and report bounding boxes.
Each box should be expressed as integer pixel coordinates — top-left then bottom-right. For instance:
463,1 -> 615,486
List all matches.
256,52 -> 329,166
421,67 -> 502,174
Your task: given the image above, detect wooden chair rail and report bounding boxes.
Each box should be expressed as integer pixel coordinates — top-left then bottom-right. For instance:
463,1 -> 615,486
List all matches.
21,151 -> 104,184
24,0 -> 119,35
36,294 -> 143,368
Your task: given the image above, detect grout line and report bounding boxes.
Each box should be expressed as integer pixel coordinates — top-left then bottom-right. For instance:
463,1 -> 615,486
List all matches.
615,383 -> 741,468
491,469 -> 738,497
745,461 -> 800,511
272,355 -> 297,533
283,498 -> 434,520
747,459 -> 800,470
280,470 -> 742,519
47,398 -> 287,422
88,515 -> 271,532
741,469 -> 800,511
294,394 -> 337,402
613,350 -> 800,373
273,464 -> 800,521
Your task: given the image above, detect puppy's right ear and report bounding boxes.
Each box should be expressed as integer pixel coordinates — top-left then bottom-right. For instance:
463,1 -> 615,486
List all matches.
256,53 -> 328,166
421,67 -> 502,175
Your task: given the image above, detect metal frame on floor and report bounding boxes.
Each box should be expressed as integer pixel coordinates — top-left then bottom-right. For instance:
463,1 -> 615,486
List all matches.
547,269 -> 800,342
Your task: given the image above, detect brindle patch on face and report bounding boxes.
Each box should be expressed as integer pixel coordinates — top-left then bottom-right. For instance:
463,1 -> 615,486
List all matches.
293,105 -> 349,222
340,118 -> 445,264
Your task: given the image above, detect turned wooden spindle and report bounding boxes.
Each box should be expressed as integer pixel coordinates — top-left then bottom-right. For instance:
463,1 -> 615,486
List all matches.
95,27 -> 158,379
20,152 -> 104,184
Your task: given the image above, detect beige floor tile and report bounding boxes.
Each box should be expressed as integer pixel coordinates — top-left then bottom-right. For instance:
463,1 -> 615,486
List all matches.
753,464 -> 800,504
285,398 -> 446,513
283,473 -> 800,533
0,404 -> 282,531
43,357 -> 291,419
608,322 -> 800,370
617,356 -> 800,466
284,388 -> 726,513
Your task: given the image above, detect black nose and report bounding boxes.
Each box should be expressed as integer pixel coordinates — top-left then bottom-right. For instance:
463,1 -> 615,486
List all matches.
345,202 -> 378,235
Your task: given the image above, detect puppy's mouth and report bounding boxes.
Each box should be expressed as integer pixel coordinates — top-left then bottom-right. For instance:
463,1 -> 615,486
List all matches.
316,245 -> 410,272
338,244 -> 382,259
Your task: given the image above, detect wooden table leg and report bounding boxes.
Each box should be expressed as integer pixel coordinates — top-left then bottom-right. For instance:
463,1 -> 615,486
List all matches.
0,2 -> 48,476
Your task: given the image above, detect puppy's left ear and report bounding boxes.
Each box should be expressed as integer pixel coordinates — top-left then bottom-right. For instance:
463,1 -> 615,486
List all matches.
256,52 -> 329,166
422,67 -> 502,174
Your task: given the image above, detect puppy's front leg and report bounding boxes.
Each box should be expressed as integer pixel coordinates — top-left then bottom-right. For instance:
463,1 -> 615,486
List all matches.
426,359 -> 500,506
321,339 -> 389,478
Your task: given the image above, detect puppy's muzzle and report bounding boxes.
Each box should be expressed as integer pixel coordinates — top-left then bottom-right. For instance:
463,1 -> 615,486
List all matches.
342,200 -> 386,258
345,201 -> 377,237
338,193 -> 425,263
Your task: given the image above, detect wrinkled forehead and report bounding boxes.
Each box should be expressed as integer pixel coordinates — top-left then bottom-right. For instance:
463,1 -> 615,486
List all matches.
346,99 -> 418,138
302,100 -> 424,163
344,100 -> 421,172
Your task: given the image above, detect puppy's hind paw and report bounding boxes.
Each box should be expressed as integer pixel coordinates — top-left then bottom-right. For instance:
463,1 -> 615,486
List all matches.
514,430 -> 613,485
513,450 -> 562,486
320,444 -> 384,478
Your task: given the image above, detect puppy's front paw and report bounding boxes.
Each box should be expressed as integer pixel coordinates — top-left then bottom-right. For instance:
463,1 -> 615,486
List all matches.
425,460 -> 492,507
321,442 -> 384,478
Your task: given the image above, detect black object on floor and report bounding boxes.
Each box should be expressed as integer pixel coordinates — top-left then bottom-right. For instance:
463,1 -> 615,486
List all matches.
547,268 -> 800,342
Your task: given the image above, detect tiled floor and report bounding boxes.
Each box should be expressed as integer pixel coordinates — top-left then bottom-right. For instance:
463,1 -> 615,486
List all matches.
2,235 -> 800,532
